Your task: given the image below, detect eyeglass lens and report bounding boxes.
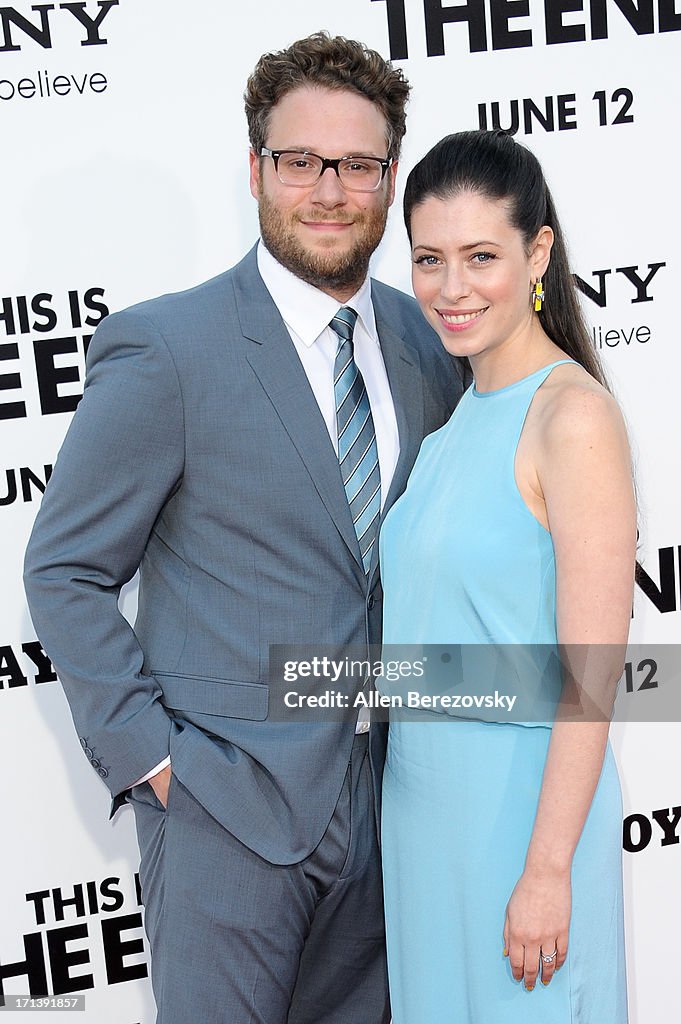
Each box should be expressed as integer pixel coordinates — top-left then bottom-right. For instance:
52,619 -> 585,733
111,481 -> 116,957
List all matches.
277,153 -> 384,191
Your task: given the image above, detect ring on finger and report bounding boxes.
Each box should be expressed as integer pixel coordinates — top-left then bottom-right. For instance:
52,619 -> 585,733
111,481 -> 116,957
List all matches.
541,946 -> 558,964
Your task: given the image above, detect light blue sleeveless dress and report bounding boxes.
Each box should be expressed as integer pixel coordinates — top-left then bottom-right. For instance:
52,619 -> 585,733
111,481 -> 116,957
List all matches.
379,362 -> 628,1023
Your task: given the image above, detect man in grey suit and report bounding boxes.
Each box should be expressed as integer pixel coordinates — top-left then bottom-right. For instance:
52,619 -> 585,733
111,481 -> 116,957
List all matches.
24,31 -> 467,1024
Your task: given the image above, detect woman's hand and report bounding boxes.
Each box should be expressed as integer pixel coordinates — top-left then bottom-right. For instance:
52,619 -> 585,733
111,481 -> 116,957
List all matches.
503,866 -> 571,990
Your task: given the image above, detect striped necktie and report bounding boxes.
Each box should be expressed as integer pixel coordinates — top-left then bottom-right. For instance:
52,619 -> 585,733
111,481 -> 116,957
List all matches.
331,307 -> 381,574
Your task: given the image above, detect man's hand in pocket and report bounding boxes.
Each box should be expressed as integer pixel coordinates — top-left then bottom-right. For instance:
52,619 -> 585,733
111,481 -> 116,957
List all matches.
149,764 -> 172,808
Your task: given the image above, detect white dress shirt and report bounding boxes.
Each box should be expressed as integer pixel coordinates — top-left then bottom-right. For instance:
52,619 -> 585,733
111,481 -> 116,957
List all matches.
256,242 -> 400,498
135,242 -> 399,784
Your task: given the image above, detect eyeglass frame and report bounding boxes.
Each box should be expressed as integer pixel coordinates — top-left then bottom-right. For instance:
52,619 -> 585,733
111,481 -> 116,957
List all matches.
260,147 -> 393,193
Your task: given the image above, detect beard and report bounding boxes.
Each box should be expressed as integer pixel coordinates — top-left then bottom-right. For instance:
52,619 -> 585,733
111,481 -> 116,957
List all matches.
257,189 -> 390,295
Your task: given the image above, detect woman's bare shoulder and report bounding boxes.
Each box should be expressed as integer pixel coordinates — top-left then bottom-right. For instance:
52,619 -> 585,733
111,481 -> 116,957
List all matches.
534,362 -> 628,453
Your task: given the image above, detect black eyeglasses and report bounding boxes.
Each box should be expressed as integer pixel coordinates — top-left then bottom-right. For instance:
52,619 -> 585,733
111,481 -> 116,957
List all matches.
260,148 -> 393,193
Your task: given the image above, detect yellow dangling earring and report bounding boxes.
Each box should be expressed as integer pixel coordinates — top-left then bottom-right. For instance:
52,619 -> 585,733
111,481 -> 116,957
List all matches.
533,280 -> 545,312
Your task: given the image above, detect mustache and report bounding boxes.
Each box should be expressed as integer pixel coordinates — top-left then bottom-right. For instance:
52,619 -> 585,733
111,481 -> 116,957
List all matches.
293,212 -> 357,225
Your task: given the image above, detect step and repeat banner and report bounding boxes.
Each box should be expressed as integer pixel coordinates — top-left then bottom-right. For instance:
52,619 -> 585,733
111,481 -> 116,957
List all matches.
1,2 -> 679,1021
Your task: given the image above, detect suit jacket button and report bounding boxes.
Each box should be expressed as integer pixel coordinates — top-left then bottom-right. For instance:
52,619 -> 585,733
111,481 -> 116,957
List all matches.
84,747 -> 94,759
367,595 -> 375,610
91,758 -> 101,769
98,767 -> 109,778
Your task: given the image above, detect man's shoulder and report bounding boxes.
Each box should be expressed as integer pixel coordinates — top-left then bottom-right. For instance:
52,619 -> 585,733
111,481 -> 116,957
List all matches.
114,249 -> 259,330
370,276 -> 420,316
121,271 -> 227,322
83,250 -> 266,371
370,277 -> 439,352
371,276 -> 471,394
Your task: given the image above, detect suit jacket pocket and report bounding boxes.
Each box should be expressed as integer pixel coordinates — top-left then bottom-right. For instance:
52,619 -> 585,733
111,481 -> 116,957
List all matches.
154,672 -> 269,722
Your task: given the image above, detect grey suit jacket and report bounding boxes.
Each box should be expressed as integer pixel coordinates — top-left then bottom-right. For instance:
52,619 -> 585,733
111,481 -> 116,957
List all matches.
24,245 -> 468,864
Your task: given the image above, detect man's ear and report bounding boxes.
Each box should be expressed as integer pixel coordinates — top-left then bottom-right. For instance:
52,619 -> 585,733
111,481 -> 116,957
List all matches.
386,160 -> 399,207
249,149 -> 261,200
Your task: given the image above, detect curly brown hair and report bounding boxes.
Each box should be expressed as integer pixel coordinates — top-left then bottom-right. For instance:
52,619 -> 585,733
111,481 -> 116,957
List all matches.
244,31 -> 410,161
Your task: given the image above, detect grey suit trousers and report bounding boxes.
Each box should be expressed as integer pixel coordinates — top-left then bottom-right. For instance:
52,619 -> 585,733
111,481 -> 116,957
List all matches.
127,731 -> 389,1024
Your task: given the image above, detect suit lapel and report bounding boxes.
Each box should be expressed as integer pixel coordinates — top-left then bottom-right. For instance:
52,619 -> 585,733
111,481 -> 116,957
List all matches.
368,283 -> 426,583
232,249 -> 365,573
375,327 -> 423,515
230,251 -> 429,584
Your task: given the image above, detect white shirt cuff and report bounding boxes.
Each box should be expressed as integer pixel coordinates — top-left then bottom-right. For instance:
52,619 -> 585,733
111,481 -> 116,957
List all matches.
131,756 -> 171,788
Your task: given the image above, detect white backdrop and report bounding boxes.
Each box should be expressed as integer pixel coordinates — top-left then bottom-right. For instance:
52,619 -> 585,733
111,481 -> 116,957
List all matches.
1,2 -> 679,1021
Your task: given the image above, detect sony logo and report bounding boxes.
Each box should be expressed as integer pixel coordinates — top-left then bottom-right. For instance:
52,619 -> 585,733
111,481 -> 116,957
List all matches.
623,805 -> 680,853
575,263 -> 666,308
0,2 -> 119,52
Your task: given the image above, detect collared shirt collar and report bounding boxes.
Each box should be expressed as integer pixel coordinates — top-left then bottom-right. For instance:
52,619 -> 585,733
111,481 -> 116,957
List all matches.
257,240 -> 377,348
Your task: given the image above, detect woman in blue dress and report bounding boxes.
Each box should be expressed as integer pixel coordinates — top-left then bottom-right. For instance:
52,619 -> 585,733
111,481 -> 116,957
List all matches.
379,131 -> 636,1022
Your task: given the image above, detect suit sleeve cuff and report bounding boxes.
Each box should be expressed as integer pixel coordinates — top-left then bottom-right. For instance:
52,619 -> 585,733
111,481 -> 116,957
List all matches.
130,756 -> 171,787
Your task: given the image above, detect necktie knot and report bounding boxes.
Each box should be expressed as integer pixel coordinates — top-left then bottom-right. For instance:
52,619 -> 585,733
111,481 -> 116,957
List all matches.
330,306 -> 358,344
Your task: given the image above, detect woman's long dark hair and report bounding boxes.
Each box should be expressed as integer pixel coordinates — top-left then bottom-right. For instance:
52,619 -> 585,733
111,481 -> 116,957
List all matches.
403,130 -> 608,388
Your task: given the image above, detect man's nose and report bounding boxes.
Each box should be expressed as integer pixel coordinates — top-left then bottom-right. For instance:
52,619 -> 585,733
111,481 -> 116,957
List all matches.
309,166 -> 348,205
